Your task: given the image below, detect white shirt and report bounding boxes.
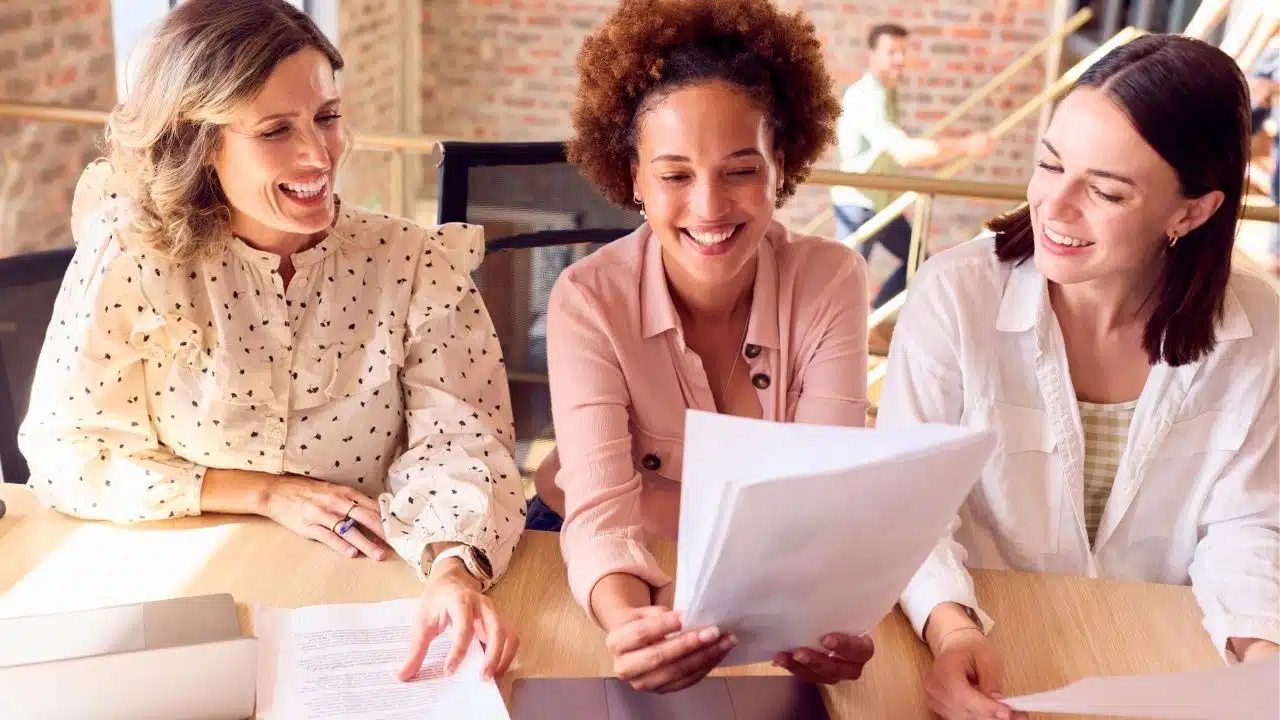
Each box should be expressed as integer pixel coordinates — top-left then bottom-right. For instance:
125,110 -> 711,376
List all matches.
831,73 -> 907,211
880,234 -> 1280,659
18,161 -> 526,588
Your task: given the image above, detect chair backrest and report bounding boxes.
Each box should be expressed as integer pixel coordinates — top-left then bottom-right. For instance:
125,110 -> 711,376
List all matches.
0,247 -> 75,484
436,141 -> 641,374
435,141 -> 642,457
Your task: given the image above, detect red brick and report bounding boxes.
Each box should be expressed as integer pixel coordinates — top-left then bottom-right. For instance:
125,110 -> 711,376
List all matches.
46,66 -> 78,90
951,27 -> 991,40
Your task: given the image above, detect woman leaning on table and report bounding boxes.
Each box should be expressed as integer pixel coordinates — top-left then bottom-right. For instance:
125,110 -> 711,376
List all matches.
878,34 -> 1280,720
528,0 -> 875,694
17,0 -> 523,682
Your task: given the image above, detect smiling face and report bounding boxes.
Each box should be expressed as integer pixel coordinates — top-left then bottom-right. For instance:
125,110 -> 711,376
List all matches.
211,48 -> 346,250
1027,87 -> 1223,288
630,80 -> 783,295
869,33 -> 907,88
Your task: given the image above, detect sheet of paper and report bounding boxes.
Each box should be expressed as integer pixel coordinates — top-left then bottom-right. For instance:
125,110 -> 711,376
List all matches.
1005,656 -> 1280,720
254,598 -> 509,720
677,410 -> 974,609
677,411 -> 996,666
0,604 -> 145,668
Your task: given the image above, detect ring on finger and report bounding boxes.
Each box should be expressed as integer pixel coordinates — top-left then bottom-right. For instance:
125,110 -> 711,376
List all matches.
332,517 -> 355,535
343,501 -> 358,520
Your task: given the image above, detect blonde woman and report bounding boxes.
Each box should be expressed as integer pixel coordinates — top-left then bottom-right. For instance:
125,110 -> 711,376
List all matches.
19,0 -> 522,681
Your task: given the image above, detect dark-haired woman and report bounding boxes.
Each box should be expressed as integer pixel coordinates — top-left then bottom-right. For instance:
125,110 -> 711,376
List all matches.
533,0 -> 873,694
879,34 -> 1279,720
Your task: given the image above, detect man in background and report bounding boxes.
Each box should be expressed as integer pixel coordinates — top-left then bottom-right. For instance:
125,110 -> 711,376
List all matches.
833,23 -> 994,314
1247,35 -> 1279,274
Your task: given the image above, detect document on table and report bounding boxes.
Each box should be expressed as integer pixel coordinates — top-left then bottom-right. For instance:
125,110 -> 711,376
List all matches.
1004,656 -> 1280,720
254,598 -> 509,720
676,410 -> 996,667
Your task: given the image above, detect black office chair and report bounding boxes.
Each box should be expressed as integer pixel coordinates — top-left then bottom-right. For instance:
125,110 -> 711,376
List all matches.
435,141 -> 642,473
0,246 -> 76,485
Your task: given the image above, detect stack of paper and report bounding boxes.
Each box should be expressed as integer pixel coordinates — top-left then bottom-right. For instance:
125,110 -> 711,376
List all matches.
254,598 -> 509,720
676,410 -> 996,666
1005,656 -> 1280,719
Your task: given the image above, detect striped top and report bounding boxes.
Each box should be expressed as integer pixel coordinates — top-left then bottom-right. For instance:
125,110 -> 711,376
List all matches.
1079,399 -> 1138,545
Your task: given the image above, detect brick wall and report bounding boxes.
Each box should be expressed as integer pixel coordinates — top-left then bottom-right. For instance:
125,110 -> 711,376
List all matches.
419,0 -> 1049,254
0,0 -> 115,258
338,0 -> 411,214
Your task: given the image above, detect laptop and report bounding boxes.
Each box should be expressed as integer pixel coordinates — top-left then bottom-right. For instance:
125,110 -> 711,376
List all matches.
511,676 -> 830,720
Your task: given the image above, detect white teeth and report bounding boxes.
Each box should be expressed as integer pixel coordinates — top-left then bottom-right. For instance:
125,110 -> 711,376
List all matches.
685,228 -> 735,245
281,178 -> 327,197
1044,226 -> 1092,248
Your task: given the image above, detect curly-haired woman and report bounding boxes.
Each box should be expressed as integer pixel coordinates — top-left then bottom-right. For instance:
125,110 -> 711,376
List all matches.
19,0 -> 523,682
529,0 -> 873,693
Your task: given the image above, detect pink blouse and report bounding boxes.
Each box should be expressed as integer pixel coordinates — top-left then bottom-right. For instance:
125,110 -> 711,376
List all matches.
546,221 -> 869,616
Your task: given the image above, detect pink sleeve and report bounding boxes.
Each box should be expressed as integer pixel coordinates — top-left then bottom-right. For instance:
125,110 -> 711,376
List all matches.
793,247 -> 870,428
546,278 -> 671,620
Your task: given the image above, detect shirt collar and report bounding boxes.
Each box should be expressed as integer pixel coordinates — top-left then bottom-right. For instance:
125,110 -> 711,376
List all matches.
639,220 -> 785,350
995,254 -> 1255,343
995,257 -> 1045,333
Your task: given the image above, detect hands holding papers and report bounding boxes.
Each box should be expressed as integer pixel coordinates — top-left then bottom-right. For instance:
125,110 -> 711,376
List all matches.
675,411 -> 995,670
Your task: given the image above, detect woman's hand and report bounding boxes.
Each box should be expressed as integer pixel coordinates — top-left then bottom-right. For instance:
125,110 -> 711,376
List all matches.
399,558 -> 518,682
202,468 -> 389,560
924,628 -> 1025,720
605,607 -> 737,693
1231,637 -> 1280,663
774,632 -> 875,684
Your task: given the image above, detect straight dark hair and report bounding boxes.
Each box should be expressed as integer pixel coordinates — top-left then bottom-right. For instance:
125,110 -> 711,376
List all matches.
868,24 -> 908,50
987,34 -> 1251,367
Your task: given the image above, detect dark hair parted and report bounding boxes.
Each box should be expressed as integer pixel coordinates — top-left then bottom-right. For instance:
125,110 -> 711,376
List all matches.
566,0 -> 840,209
868,23 -> 909,50
987,34 -> 1251,367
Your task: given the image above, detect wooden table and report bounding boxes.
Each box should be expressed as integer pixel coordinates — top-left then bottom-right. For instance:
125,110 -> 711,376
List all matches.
0,484 -> 1222,719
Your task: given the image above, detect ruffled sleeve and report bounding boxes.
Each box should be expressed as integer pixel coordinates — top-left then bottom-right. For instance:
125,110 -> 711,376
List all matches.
378,223 -> 525,589
17,162 -> 206,522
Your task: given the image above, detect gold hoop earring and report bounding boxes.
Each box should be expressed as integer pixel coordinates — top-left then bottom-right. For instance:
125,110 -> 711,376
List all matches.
1168,232 -> 1180,249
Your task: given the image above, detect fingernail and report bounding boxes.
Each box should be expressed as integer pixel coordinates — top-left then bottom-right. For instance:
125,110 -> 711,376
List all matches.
347,548 -> 357,558
796,651 -> 810,664
376,551 -> 387,561
699,627 -> 721,643
822,636 -> 838,650
720,634 -> 737,649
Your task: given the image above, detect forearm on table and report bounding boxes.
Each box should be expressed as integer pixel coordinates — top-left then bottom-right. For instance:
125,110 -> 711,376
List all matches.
923,601 -> 982,653
590,572 -> 655,631
199,467 -> 270,515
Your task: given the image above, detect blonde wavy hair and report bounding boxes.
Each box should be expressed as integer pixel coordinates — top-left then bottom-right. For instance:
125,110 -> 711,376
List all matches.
106,0 -> 344,262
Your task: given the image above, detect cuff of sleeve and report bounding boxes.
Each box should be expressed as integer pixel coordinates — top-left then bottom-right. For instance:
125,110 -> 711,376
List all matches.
565,534 -> 672,624
425,544 -> 495,592
176,463 -> 207,517
1205,614 -> 1280,664
899,568 -> 994,641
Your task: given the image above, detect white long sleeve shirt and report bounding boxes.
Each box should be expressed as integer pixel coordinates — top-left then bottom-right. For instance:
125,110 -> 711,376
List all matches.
880,234 -> 1280,660
18,161 -> 526,587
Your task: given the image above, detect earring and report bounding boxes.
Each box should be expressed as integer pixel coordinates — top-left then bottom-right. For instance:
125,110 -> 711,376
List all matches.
1168,232 -> 1180,249
633,194 -> 646,219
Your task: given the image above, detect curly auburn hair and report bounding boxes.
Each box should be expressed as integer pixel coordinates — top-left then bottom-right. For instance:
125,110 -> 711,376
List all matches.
567,0 -> 840,209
